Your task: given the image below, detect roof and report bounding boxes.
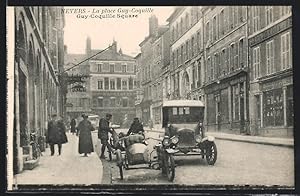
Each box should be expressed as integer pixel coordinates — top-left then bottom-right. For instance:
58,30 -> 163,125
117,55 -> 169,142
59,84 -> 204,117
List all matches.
64,53 -> 87,66
162,100 -> 205,107
90,48 -> 135,61
166,7 -> 184,23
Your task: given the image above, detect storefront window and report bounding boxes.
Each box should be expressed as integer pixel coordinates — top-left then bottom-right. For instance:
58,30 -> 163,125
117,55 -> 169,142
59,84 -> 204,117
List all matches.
233,85 -> 239,121
286,85 -> 293,126
264,88 -> 284,127
220,88 -> 229,123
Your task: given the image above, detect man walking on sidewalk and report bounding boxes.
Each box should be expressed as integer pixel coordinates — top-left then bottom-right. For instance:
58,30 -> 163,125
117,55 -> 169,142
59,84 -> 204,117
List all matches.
98,113 -> 113,159
46,114 -> 68,156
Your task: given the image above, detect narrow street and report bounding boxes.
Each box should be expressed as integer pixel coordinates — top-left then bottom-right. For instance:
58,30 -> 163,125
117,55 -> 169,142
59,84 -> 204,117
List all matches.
105,129 -> 294,186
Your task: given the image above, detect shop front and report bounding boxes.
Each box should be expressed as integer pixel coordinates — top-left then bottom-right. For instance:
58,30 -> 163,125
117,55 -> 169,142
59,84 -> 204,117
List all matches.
204,71 -> 248,134
252,74 -> 293,137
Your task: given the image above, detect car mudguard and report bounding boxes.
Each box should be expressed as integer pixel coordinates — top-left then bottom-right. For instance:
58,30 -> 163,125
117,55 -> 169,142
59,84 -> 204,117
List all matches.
201,136 -> 215,142
165,148 -> 179,154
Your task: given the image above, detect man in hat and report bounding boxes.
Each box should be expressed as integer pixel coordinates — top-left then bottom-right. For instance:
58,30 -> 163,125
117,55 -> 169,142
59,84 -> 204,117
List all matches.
98,113 -> 113,159
126,117 -> 144,136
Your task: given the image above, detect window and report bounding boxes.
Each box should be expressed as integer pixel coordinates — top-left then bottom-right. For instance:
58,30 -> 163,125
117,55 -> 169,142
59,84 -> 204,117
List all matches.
234,42 -> 238,69
264,89 -> 284,127
110,64 -> 114,72
286,85 -> 293,126
129,77 -> 133,90
122,64 -> 127,73
229,7 -> 234,29
253,46 -> 261,79
239,39 -> 245,68
115,63 -> 122,72
221,49 -> 226,74
233,6 -> 238,26
230,44 -> 235,71
265,6 -> 273,26
176,23 -> 179,39
208,57 -> 213,81
213,16 -> 217,41
197,32 -> 200,52
122,80 -> 127,90
214,54 -> 218,78
253,6 -> 260,32
192,65 -> 196,87
172,107 -> 178,115
206,22 -> 210,42
103,63 -> 109,72
180,18 -> 183,35
238,6 -> 243,22
281,32 -> 291,70
181,45 -> 184,64
266,40 -> 275,75
110,97 -> 116,107
280,6 -> 291,16
117,78 -> 121,90
186,41 -> 189,60
97,64 -> 102,72
97,80 -> 103,90
220,10 -> 224,35
185,13 -> 189,30
198,61 -> 201,86
98,97 -> 103,107
122,98 -> 128,107
225,47 -> 229,73
176,49 -> 179,66
127,64 -> 134,72
110,79 -> 115,90
191,37 -> 194,57
104,78 -> 109,90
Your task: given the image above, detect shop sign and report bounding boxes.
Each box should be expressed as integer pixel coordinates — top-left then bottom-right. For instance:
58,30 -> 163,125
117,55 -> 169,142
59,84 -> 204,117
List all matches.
249,17 -> 292,47
261,77 -> 293,91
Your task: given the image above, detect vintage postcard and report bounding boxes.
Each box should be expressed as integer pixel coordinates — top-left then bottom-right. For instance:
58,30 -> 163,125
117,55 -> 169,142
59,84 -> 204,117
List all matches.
6,5 -> 295,193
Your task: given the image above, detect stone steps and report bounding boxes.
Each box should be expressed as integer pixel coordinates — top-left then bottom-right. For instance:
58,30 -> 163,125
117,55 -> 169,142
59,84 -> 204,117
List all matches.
23,159 -> 39,170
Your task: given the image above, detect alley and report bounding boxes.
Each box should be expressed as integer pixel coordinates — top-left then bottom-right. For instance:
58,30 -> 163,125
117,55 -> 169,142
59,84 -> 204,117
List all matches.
14,132 -> 103,185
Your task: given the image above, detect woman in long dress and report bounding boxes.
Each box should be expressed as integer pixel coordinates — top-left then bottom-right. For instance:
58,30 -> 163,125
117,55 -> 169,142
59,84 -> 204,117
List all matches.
77,114 -> 94,156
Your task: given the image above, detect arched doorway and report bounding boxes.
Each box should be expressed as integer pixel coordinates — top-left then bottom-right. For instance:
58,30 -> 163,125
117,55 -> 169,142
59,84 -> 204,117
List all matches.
181,71 -> 190,99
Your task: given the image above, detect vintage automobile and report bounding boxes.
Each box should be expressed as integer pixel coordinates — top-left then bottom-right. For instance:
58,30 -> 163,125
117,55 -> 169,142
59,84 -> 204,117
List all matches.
156,100 -> 217,176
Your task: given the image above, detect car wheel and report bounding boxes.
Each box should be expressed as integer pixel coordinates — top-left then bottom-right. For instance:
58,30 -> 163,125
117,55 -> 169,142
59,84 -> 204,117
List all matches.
206,142 -> 217,165
165,154 -> 175,182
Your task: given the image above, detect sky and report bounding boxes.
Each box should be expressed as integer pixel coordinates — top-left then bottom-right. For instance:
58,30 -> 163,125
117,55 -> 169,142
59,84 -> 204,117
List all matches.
64,6 -> 175,57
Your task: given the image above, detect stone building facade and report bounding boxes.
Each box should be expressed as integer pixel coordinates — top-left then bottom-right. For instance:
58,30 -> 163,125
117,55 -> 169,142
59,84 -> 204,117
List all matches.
202,6 -> 249,134
248,6 -> 292,137
14,6 -> 65,173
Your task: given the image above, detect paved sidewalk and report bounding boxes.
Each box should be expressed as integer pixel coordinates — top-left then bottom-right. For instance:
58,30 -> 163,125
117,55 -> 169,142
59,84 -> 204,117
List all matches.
144,128 -> 294,148
14,132 -> 103,185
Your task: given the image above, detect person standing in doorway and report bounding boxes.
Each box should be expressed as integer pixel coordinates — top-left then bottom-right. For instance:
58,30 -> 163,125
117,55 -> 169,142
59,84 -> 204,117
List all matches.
77,114 -> 94,157
98,113 -> 113,159
47,114 -> 68,156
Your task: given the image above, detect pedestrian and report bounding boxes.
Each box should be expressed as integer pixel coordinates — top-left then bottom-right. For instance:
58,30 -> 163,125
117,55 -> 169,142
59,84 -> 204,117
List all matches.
98,113 -> 114,159
77,114 -> 94,157
70,118 -> 76,135
46,114 -> 68,156
127,117 -> 144,136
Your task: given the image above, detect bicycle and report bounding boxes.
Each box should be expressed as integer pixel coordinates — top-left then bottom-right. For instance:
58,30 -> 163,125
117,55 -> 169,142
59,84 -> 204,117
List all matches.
29,132 -> 43,160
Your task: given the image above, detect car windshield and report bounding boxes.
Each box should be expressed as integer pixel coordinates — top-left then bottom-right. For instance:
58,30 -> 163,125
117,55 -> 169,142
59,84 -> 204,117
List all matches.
162,106 -> 204,127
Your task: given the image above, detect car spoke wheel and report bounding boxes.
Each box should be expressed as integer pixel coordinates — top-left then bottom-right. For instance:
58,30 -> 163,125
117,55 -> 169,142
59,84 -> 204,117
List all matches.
165,154 -> 175,182
206,142 -> 217,165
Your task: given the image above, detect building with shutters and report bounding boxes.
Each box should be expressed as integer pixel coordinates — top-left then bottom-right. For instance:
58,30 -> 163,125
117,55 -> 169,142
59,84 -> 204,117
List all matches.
87,38 -> 137,126
248,6 -> 293,137
202,6 -> 249,134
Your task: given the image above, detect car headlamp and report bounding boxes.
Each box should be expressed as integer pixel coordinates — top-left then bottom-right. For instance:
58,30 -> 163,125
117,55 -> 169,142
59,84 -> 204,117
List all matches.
171,136 -> 179,144
195,135 -> 202,143
199,122 -> 203,126
163,136 -> 170,146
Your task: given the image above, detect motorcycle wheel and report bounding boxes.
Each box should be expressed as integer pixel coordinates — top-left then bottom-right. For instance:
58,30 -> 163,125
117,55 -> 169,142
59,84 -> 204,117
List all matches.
165,154 -> 175,182
206,142 -> 217,165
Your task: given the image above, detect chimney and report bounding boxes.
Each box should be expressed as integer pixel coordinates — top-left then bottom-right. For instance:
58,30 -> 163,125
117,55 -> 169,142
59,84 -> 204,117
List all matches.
111,40 -> 117,53
64,45 -> 67,54
119,48 -> 123,55
149,15 -> 158,37
86,36 -> 91,56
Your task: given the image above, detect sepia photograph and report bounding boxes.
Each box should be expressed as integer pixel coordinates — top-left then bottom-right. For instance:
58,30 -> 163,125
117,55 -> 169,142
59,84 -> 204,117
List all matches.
6,5 -> 295,193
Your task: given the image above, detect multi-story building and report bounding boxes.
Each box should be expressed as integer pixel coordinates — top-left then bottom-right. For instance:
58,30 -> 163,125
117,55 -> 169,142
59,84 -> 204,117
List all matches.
202,6 -> 249,134
248,6 -> 292,137
167,7 -> 205,102
14,7 -> 65,173
138,15 -> 170,127
88,39 -> 137,126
